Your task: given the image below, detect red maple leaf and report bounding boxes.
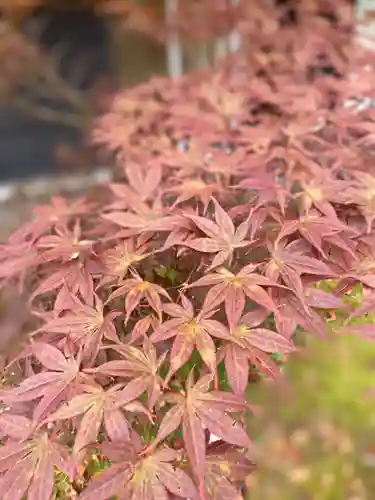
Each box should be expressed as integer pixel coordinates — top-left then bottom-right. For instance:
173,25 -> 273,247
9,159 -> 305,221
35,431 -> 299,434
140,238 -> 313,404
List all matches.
183,198 -> 252,269
203,441 -> 254,500
87,339 -> 166,410
150,293 -> 229,383
47,378 -> 152,463
219,309 -> 295,394
0,342 -> 84,424
78,443 -> 197,500
265,239 -> 336,301
7,195 -> 92,245
98,238 -> 150,287
236,171 -> 289,214
344,172 -> 375,233
167,176 -> 221,211
33,295 -> 120,365
296,171 -> 350,218
0,427 -> 68,500
0,241 -> 40,282
29,258 -> 100,311
276,212 -> 358,257
102,197 -> 187,237
150,372 -> 252,493
36,220 -> 94,264
188,264 -> 282,330
108,272 -> 171,323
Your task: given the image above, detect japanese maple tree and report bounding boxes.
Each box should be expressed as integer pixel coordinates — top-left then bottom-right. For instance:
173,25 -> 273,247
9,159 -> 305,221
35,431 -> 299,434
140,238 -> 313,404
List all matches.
1,1 -> 375,499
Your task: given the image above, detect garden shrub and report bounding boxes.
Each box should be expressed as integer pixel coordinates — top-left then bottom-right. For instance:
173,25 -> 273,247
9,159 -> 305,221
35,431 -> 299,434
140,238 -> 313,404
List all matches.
1,1 -> 375,499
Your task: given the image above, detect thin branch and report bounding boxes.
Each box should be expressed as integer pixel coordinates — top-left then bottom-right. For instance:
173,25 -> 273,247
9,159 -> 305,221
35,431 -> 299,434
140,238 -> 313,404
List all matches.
7,93 -> 87,129
0,18 -> 90,126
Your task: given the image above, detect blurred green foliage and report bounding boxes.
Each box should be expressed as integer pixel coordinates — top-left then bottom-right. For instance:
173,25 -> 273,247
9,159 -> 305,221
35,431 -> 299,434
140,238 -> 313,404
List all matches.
247,283 -> 375,499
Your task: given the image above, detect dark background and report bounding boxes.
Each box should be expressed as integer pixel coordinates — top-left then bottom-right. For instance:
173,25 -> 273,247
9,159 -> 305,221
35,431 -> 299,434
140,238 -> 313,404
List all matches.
0,7 -> 112,181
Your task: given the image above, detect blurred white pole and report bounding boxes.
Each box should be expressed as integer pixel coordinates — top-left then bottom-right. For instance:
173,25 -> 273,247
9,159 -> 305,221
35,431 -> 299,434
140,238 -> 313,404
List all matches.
228,0 -> 241,53
355,0 -> 375,49
214,0 -> 241,62
165,0 -> 183,77
214,37 -> 228,61
343,0 -> 375,111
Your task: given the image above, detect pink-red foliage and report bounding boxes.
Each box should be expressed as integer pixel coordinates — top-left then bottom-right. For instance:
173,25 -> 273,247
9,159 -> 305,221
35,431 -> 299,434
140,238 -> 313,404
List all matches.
1,1 -> 375,499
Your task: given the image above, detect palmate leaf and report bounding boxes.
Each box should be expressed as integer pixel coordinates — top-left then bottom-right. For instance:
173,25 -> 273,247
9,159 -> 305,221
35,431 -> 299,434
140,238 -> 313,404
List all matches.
344,172 -> 375,232
150,294 -> 230,383
88,339 -> 166,410
28,259 -> 98,309
265,239 -> 337,303
33,294 -> 120,366
0,429 -> 68,500
150,373 -> 252,492
203,441 -> 254,500
125,161 -> 163,202
276,212 -> 357,257
297,173 -> 348,218
188,264 -> 282,329
237,171 -> 289,214
78,444 -> 197,500
218,310 -> 295,394
234,313 -> 295,355
98,238 -> 150,287
348,242 -> 375,289
272,288 -> 330,339
183,198 -> 252,269
7,195 -> 91,245
36,219 -> 94,264
167,176 -> 220,210
0,342 -> 83,425
47,378 -> 152,462
2,6 -> 375,499
108,272 -> 171,323
0,240 -> 41,283
102,197 -> 187,237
